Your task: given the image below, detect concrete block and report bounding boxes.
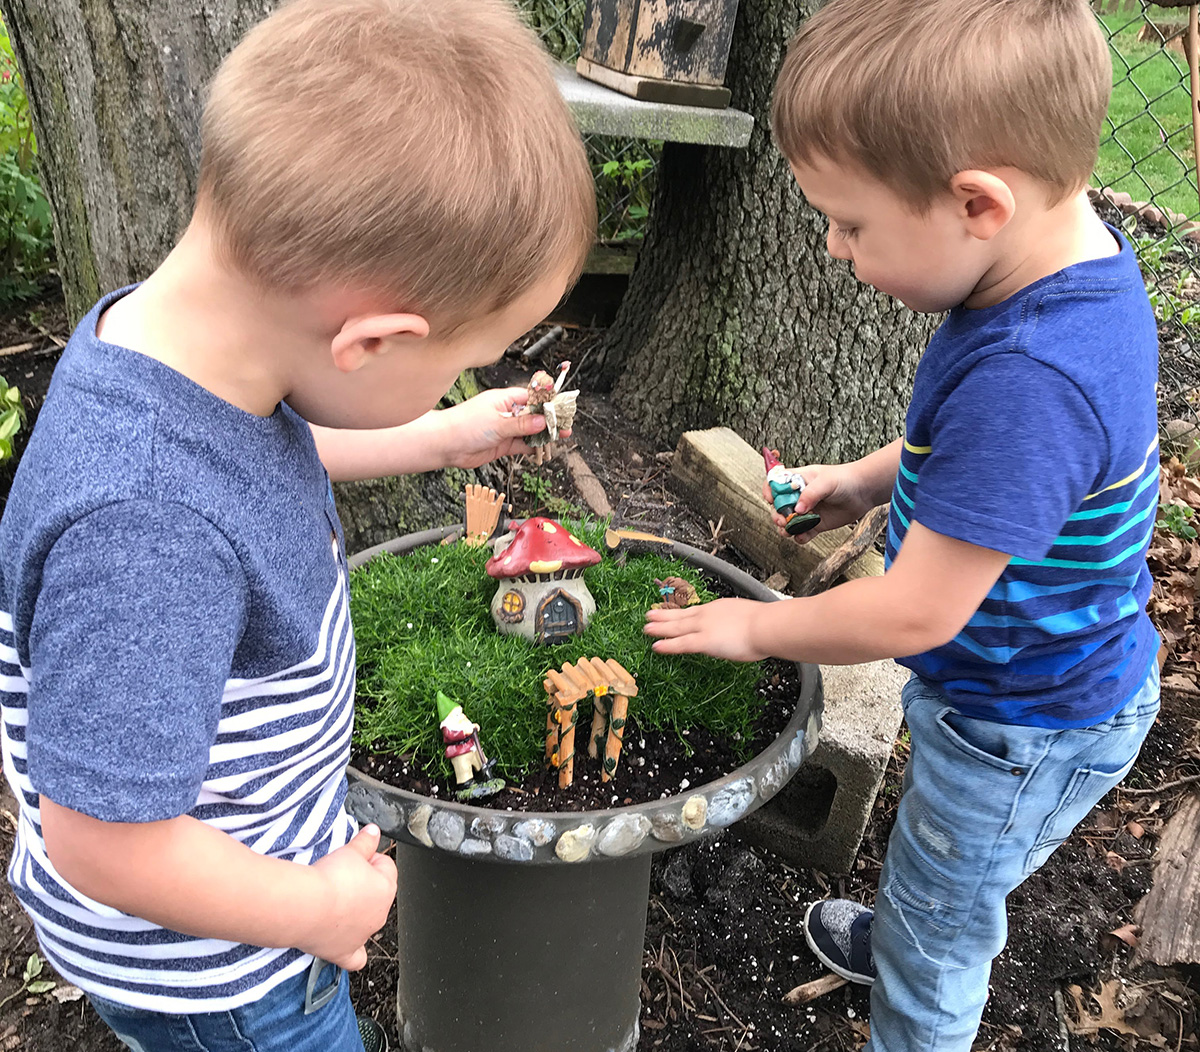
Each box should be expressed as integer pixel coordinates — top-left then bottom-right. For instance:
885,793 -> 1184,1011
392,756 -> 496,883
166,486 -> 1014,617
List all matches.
738,660 -> 907,875
554,65 -> 753,147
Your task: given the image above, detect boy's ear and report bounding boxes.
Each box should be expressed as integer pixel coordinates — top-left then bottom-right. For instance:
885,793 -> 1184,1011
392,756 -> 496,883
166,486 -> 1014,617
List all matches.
330,313 -> 431,373
949,170 -> 1015,242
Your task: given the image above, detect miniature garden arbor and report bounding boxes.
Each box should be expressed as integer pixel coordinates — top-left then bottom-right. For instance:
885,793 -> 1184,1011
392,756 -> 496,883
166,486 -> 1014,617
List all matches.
485,517 -> 602,644
544,657 -> 638,788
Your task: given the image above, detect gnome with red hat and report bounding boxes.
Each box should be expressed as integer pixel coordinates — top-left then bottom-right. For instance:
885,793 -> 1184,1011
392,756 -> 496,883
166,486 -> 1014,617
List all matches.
763,447 -> 822,537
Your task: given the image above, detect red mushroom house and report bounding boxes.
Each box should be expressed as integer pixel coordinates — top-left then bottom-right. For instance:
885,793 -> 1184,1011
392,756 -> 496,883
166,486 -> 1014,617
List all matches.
484,518 -> 602,645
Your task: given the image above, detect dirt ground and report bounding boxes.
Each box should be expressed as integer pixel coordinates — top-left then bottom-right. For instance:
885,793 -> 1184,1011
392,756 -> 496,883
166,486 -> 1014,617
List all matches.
0,297 -> 1197,1051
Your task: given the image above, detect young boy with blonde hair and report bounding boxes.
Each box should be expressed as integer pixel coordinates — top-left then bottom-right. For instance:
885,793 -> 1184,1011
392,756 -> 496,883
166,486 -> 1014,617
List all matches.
646,1 -> 1161,1048
0,1 -> 594,1049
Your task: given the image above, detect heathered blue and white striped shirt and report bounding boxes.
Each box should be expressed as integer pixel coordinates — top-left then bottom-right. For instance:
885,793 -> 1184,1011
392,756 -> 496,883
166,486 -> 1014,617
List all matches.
0,288 -> 356,1011
886,227 -> 1160,727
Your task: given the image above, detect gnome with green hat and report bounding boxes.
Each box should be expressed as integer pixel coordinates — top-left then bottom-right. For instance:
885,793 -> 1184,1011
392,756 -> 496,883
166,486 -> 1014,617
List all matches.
437,691 -> 504,800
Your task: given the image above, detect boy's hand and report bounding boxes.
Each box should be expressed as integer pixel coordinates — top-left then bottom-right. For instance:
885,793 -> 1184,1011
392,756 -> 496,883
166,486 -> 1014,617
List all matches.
762,463 -> 873,544
306,824 -> 398,971
440,387 -> 570,468
644,598 -> 769,661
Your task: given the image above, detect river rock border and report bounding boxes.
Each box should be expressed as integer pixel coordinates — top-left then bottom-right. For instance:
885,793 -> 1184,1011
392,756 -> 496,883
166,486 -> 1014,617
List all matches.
345,526 -> 824,866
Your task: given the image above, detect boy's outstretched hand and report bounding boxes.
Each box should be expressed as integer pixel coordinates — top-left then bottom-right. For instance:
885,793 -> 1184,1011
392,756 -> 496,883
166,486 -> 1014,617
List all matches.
440,386 -> 570,468
306,823 -> 398,971
645,597 -> 769,662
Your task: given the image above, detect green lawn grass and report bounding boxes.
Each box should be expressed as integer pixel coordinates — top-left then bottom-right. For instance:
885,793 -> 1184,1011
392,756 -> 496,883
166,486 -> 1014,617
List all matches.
1097,9 -> 1199,220
349,519 -> 765,779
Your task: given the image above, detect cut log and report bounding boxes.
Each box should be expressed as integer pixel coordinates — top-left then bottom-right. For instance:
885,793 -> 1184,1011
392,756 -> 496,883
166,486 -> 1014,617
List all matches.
604,528 -> 674,558
1133,791 -> 1200,966
671,428 -> 884,588
799,504 -> 890,597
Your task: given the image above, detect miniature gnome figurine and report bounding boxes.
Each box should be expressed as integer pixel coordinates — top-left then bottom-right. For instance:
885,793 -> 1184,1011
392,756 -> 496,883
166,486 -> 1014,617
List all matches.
436,691 -> 504,800
763,447 -> 822,537
519,361 -> 578,465
650,576 -> 700,611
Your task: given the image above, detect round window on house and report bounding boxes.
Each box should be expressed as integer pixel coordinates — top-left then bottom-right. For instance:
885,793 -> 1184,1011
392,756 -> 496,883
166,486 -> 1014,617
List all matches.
500,590 -> 525,622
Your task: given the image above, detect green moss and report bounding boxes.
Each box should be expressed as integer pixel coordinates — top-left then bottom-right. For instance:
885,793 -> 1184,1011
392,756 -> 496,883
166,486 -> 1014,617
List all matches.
350,519 -> 764,779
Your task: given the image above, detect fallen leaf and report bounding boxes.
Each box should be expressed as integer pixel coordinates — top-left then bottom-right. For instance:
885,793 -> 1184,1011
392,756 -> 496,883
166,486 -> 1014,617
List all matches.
1105,850 -> 1128,872
47,984 -> 83,1003
1066,981 -> 1141,1037
1100,923 -> 1142,952
1126,820 -> 1145,839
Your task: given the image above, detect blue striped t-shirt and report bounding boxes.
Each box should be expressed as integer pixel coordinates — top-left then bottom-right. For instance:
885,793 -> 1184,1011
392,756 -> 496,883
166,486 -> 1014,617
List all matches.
886,227 -> 1160,727
0,288 -> 356,1010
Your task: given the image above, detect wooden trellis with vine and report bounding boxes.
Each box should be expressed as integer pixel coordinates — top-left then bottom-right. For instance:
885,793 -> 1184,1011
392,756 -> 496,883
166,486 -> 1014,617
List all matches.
543,657 -> 638,788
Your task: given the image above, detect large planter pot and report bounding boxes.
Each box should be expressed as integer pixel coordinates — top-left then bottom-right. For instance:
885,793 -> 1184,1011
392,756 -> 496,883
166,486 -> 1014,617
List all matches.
345,526 -> 823,1052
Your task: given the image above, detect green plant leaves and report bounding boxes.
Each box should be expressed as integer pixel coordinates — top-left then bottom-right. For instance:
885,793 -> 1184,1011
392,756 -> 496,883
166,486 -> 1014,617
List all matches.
0,375 -> 25,462
0,17 -> 54,306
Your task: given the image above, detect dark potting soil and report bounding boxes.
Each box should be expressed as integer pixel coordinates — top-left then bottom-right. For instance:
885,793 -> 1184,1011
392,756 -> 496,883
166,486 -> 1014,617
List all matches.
349,658 -> 800,813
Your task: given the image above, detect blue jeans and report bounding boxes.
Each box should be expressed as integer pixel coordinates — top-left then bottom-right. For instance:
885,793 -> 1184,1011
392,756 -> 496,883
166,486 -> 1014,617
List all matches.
867,664 -> 1160,1052
88,961 -> 364,1052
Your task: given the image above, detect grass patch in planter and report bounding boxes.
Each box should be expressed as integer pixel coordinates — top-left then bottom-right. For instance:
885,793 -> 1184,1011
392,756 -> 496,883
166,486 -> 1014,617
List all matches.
349,519 -> 764,785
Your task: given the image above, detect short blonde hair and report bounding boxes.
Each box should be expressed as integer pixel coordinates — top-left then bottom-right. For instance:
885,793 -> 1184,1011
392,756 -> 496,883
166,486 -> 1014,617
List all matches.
772,0 -> 1111,208
198,0 -> 595,324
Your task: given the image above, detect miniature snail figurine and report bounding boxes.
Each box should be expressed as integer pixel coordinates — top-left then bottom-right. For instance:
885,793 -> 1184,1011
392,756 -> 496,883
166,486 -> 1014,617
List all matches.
762,447 -> 821,536
649,576 -> 700,611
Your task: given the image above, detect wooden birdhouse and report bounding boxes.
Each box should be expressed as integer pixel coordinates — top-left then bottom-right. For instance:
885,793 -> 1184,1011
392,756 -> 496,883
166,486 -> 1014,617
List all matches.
576,0 -> 740,108
485,518 -> 602,645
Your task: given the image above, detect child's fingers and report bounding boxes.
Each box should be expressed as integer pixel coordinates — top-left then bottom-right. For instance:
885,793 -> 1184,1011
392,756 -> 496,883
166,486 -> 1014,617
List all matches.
513,412 -> 547,436
346,823 -> 381,859
369,852 -> 398,884
644,610 -> 703,654
495,385 -> 529,407
340,945 -> 369,972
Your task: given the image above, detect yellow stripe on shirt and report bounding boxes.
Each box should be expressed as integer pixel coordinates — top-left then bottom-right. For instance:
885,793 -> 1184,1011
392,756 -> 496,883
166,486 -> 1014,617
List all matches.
1082,435 -> 1158,501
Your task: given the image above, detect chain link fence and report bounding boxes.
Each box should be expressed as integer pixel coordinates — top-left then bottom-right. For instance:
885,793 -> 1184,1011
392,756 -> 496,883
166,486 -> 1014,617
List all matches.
518,0 -> 659,246
1094,1 -> 1200,452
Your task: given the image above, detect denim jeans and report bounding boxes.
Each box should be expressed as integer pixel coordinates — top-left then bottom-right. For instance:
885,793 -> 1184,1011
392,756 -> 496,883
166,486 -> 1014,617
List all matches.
867,663 -> 1160,1052
87,960 -> 364,1052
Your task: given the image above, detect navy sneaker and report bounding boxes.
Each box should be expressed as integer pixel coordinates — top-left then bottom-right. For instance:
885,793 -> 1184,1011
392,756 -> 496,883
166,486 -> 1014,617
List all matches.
803,899 -> 877,985
357,1015 -> 389,1052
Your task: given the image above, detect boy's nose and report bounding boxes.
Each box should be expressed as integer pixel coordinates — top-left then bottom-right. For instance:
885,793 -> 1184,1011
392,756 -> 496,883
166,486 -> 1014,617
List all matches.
826,228 -> 852,261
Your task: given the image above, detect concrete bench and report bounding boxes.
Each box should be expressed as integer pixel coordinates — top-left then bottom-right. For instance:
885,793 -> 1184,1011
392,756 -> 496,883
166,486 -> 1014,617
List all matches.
554,64 -> 753,147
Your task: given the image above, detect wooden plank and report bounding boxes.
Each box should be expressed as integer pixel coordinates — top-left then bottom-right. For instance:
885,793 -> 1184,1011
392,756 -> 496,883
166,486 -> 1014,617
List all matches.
575,57 -> 731,107
1134,792 -> 1200,966
670,428 -> 884,589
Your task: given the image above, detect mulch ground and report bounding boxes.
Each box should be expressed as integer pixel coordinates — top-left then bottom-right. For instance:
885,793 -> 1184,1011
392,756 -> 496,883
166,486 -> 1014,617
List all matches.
0,278 -> 1198,1051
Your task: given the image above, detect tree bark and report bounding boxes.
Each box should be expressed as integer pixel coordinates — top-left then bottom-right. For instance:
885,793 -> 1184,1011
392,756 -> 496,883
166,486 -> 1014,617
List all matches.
0,0 -> 491,552
594,0 -> 938,465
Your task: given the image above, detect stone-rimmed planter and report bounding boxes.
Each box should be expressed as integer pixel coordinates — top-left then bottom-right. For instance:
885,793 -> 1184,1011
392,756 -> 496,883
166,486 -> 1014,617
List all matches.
345,526 -> 823,1052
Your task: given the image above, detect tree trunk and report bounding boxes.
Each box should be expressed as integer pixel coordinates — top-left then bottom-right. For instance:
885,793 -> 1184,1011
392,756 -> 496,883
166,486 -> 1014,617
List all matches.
595,0 -> 938,465
0,0 -> 488,552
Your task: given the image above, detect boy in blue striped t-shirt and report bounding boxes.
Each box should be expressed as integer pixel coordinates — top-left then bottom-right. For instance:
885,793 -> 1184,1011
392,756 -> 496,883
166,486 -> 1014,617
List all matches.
0,1 -> 594,1049
645,1 -> 1160,1049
